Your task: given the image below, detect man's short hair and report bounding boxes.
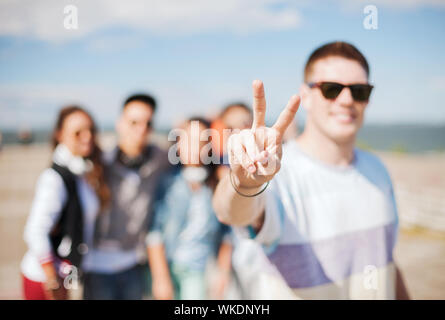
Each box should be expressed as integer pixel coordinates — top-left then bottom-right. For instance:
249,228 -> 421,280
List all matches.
123,93 -> 157,112
304,41 -> 370,82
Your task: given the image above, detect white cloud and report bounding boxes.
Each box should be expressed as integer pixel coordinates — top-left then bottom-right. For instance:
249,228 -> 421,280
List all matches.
0,0 -> 301,42
362,0 -> 445,9
339,0 -> 445,10
1,0 -> 444,43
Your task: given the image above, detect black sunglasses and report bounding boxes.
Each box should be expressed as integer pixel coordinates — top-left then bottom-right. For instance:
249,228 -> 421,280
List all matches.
307,82 -> 374,102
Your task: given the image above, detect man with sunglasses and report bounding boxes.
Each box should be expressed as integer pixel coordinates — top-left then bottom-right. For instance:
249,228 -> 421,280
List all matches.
83,94 -> 171,300
213,41 -> 410,299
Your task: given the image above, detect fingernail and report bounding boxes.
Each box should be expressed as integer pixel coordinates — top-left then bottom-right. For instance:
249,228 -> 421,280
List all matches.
248,165 -> 256,173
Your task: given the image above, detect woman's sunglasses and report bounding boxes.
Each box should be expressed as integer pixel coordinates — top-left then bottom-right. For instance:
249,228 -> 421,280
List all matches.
307,82 -> 374,102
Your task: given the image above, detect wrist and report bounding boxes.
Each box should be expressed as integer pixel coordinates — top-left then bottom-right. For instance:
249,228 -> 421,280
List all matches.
153,273 -> 171,283
229,170 -> 269,197
218,268 -> 231,276
229,170 -> 262,190
46,278 -> 62,291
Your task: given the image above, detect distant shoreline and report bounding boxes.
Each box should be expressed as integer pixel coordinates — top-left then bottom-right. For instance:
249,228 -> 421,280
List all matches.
1,124 -> 445,153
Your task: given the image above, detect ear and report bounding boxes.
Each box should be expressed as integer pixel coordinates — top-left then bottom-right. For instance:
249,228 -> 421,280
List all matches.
54,130 -> 62,144
299,83 -> 309,99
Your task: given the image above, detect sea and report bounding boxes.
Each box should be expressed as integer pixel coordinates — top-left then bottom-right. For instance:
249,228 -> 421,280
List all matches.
1,124 -> 444,154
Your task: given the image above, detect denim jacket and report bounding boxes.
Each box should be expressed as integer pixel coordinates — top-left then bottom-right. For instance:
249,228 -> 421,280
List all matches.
146,167 -> 230,271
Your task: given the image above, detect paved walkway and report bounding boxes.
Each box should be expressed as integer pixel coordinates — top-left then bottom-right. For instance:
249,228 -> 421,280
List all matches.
1,144 -> 444,299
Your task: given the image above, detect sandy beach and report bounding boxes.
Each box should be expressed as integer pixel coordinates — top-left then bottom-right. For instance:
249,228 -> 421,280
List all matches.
1,141 -> 444,299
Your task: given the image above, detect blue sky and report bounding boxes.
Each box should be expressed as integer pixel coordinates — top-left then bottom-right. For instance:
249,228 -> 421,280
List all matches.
0,0 -> 444,131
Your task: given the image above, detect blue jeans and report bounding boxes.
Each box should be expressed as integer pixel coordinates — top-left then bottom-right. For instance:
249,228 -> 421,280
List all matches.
83,264 -> 145,300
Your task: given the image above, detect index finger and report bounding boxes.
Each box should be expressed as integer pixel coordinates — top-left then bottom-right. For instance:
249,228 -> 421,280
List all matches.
252,80 -> 266,129
272,94 -> 301,139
